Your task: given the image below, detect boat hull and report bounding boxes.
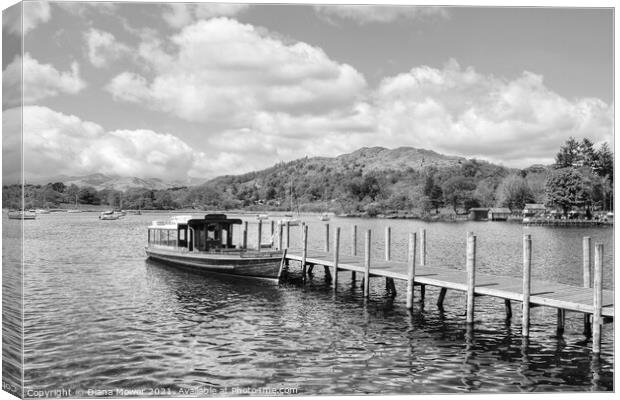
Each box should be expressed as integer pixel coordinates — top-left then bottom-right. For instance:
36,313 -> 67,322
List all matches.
145,247 -> 284,280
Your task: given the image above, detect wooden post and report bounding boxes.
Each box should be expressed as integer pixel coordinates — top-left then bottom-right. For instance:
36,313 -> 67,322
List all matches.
522,234 -> 532,337
333,227 -> 340,292
504,299 -> 512,320
419,228 -> 426,300
324,223 -> 330,253
257,220 -> 262,252
406,232 -> 416,309
583,236 -> 592,337
285,221 -> 290,249
420,229 -> 426,266
437,288 -> 448,309
271,220 -> 275,239
351,225 -> 357,281
385,226 -> 391,261
277,249 -> 287,280
557,309 -> 565,336
301,224 -> 308,282
242,229 -> 247,250
363,230 -> 371,298
592,243 -> 603,353
300,222 -> 305,246
466,232 -> 476,324
278,222 -> 284,250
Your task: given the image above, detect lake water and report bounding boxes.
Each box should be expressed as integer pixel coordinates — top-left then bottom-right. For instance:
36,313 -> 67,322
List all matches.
2,212 -> 615,396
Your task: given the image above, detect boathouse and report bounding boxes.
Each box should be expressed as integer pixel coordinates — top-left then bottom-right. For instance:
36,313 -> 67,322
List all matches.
523,203 -> 546,218
488,207 -> 511,221
469,207 -> 489,221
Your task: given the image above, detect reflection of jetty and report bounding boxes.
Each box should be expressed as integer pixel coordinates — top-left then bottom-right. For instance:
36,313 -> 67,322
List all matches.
523,218 -> 612,227
268,222 -> 613,353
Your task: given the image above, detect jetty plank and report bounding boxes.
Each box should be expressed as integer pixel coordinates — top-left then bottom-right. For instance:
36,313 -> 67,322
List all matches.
284,249 -> 614,318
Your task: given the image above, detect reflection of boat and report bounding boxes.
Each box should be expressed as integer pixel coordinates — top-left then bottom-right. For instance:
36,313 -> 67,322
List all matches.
145,214 -> 285,280
8,210 -> 36,220
99,210 -> 121,220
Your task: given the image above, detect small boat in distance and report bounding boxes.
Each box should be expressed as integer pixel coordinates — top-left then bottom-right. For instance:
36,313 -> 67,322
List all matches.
319,213 -> 330,221
256,213 -> 269,220
99,210 -> 121,220
8,210 -> 36,220
145,214 -> 285,280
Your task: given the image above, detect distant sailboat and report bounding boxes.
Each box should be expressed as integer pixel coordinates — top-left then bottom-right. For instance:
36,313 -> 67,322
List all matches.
278,179 -> 301,226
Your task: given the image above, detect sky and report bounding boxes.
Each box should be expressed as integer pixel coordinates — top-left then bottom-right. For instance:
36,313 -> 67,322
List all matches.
1,0 -> 615,184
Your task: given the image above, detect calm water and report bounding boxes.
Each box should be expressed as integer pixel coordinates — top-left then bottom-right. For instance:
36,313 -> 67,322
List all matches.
3,212 -> 615,396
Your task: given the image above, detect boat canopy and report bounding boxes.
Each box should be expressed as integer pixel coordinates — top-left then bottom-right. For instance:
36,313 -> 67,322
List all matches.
187,214 -> 243,227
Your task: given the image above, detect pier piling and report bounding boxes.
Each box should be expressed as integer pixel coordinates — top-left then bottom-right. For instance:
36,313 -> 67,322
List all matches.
351,225 -> 357,282
583,236 -> 592,337
406,232 -> 416,309
242,229 -> 247,250
325,223 -> 330,253
504,299 -> 512,320
285,221 -> 290,249
258,220 -> 262,252
301,224 -> 308,282
592,243 -> 603,353
466,232 -> 476,324
557,309 -> 565,336
420,229 -> 427,301
363,230 -> 371,298
333,227 -> 340,292
522,234 -> 532,337
385,226 -> 391,261
278,222 -> 283,250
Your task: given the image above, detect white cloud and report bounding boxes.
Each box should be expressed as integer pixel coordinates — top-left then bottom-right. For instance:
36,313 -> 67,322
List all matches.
2,53 -> 86,105
3,0 -> 51,35
372,60 -> 614,166
9,106 -> 206,182
106,18 -> 367,125
84,28 -> 131,68
162,3 -> 250,29
314,5 -> 448,25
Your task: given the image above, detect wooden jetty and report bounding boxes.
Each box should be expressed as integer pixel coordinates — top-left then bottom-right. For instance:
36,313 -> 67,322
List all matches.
265,222 -> 614,353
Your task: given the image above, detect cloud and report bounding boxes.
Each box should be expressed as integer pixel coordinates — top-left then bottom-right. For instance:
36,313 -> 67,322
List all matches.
2,53 -> 86,106
372,60 -> 614,166
106,18 -> 367,125
54,2 -> 118,18
84,28 -> 131,68
7,106 -> 205,182
314,5 -> 448,25
162,3 -> 250,28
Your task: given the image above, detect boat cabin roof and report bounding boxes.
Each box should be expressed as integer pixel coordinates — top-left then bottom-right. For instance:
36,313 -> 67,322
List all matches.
187,214 -> 243,228
149,214 -> 242,230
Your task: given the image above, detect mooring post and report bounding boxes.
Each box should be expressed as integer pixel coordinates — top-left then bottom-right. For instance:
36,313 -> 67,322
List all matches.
385,226 -> 391,261
278,222 -> 284,250
583,236 -> 592,337
522,234 -> 532,337
333,227 -> 340,292
557,309 -> 565,336
466,232 -> 476,324
300,221 -> 305,246
271,220 -> 275,240
363,230 -> 371,298
351,225 -> 357,282
324,223 -> 330,253
242,229 -> 248,250
592,243 -> 603,353
406,232 -> 416,309
419,228 -> 427,300
257,219 -> 262,252
285,221 -> 290,249
504,299 -> 512,320
301,224 -> 308,282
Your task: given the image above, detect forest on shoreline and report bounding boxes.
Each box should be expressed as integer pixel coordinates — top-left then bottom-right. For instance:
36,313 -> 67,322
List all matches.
3,139 -> 613,218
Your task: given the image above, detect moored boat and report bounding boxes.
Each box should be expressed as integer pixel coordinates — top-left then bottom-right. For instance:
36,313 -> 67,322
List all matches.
99,210 -> 121,220
145,214 -> 285,280
319,213 -> 330,221
8,210 -> 36,220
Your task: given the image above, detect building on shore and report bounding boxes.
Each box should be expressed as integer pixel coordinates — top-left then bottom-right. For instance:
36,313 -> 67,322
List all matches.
469,207 -> 490,221
523,203 -> 546,218
488,207 -> 512,221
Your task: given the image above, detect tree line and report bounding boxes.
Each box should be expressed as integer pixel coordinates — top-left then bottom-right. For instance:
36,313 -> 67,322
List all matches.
3,138 -> 612,217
